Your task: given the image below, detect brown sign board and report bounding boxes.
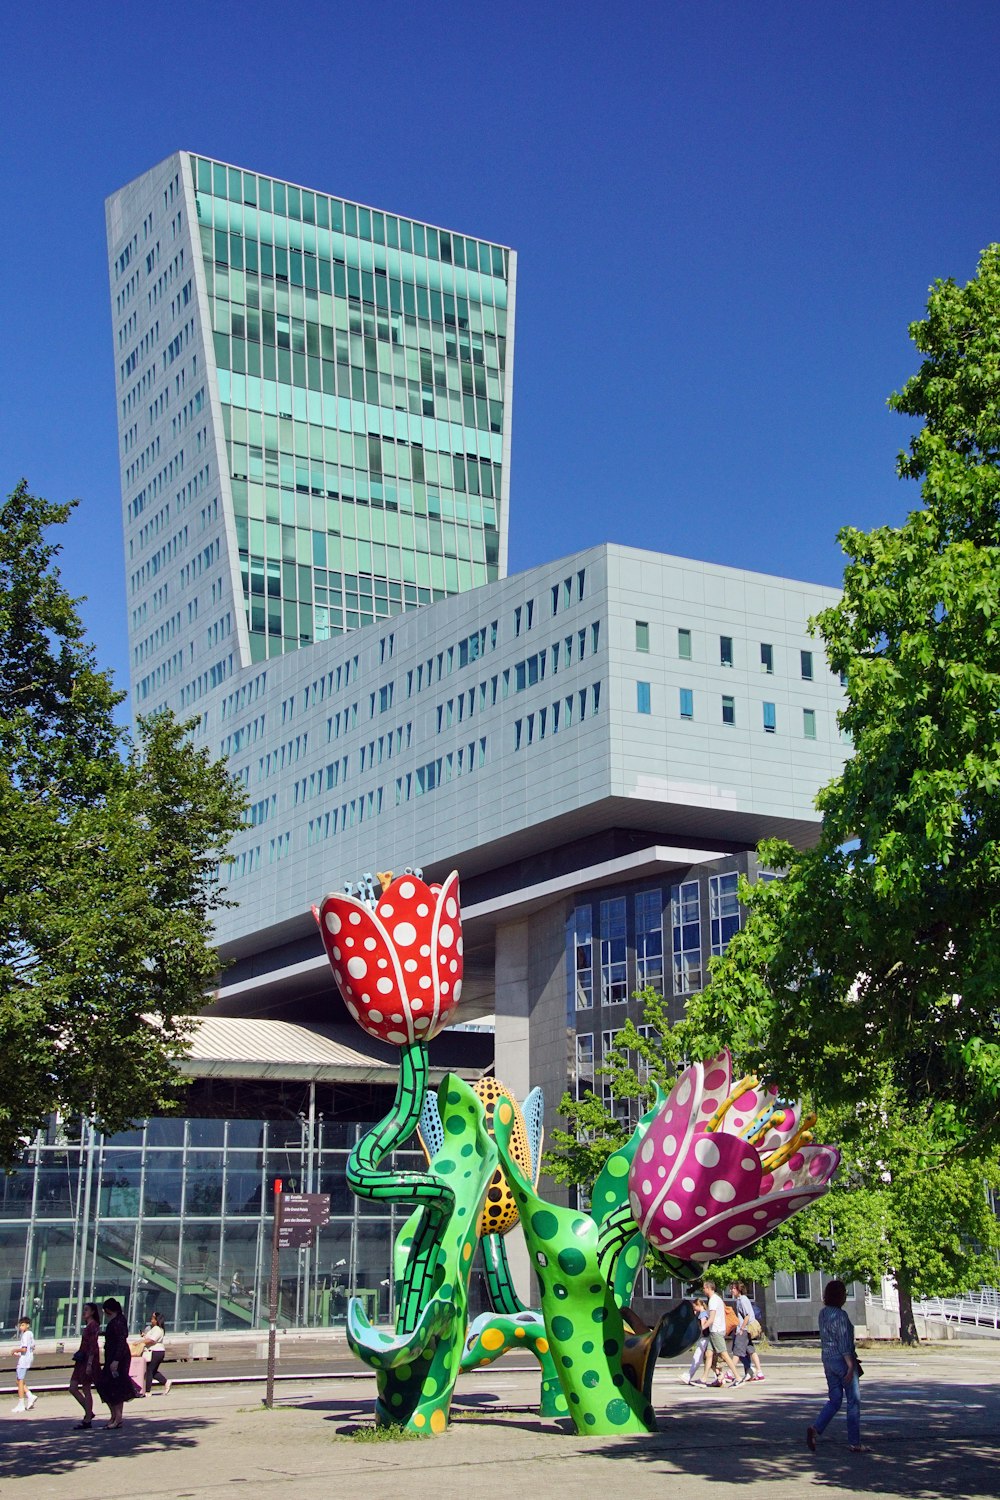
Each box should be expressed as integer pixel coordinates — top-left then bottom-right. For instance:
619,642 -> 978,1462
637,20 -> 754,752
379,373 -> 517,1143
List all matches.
276,1193 -> 331,1249
280,1193 -> 331,1227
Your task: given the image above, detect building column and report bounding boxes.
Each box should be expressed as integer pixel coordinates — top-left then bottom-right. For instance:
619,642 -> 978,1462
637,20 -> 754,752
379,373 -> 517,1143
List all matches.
493,898 -> 571,1303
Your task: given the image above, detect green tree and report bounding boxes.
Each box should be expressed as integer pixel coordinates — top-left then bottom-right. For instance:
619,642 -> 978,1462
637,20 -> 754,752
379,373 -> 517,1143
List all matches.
0,481 -> 245,1164
686,245 -> 1000,1146
546,993 -> 1000,1342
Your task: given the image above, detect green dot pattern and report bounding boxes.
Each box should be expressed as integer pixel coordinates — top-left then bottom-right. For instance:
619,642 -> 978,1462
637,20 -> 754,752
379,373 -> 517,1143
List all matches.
346,1059 -> 498,1435
493,1105 -> 656,1436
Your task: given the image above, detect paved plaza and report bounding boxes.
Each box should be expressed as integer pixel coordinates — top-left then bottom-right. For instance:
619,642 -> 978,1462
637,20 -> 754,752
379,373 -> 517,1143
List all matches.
1,1342 -> 997,1499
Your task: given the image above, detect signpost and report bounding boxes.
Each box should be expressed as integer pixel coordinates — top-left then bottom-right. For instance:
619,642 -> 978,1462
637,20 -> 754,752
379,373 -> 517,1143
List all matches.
264,1185 -> 331,1408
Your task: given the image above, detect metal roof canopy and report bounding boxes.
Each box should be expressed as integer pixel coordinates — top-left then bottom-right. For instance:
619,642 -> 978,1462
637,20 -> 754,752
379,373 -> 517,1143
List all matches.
178,1015 -> 490,1084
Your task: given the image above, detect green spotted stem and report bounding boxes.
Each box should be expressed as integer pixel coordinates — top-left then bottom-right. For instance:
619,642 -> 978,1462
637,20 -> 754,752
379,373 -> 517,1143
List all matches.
347,1042 -> 452,1333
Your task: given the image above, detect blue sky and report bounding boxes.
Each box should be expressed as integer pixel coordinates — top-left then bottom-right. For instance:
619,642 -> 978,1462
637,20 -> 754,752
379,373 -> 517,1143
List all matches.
3,0 -> 1000,698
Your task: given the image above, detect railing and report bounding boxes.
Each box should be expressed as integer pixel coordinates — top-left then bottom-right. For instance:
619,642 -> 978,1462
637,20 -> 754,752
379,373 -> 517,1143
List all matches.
915,1288 -> 1000,1332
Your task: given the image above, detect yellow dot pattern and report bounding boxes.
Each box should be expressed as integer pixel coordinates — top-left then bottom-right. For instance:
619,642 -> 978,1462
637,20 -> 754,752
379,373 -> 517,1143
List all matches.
474,1080 -> 529,1237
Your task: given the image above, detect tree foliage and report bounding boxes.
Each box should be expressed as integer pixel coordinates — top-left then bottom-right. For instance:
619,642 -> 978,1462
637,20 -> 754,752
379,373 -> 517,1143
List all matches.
0,482 -> 245,1163
685,245 -> 1000,1146
545,991 -> 1000,1339
546,248 -> 1000,1340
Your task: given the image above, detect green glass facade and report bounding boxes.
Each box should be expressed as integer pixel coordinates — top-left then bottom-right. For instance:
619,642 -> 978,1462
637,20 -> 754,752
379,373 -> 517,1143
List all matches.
191,156 -> 513,661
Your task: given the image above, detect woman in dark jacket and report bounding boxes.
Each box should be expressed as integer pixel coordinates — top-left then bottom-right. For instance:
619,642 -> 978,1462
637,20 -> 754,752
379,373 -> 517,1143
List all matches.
69,1302 -> 102,1428
95,1298 -> 137,1429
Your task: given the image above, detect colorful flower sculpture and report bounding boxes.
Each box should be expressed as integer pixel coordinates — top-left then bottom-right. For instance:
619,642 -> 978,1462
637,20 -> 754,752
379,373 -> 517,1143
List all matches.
627,1050 -> 840,1263
314,870 -> 463,1045
318,870 -> 840,1440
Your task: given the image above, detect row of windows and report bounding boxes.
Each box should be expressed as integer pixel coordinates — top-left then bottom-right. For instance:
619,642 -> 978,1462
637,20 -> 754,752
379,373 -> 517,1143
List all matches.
204,225 -> 508,370
193,156 -> 509,281
513,684 -> 602,748
636,620 -> 831,682
305,788 -> 384,844
293,759 -> 348,804
178,652 -> 233,708
637,684 -> 822,738
569,876 -> 743,1009
220,714 -> 265,758
394,739 -> 487,802
219,671 -> 268,720
405,623 -> 499,697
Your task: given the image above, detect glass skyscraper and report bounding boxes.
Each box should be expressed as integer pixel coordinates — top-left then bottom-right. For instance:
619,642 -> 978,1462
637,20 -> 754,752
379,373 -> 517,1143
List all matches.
108,151 -> 515,711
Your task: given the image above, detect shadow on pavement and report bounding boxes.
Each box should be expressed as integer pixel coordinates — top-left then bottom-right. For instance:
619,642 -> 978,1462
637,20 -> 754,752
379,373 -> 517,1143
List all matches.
0,1414 -> 209,1482
578,1380 -> 997,1498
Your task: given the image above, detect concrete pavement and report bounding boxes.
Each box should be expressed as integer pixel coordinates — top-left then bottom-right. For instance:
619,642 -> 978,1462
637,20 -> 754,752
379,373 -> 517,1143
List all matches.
1,1342 -> 997,1499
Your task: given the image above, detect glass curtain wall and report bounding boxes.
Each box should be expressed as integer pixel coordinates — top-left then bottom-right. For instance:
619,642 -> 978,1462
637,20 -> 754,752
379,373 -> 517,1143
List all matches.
0,1116 -> 432,1338
191,156 -> 512,662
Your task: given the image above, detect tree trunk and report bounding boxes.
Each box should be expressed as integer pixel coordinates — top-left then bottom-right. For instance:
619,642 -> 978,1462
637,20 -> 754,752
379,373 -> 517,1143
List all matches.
896,1271 -> 919,1345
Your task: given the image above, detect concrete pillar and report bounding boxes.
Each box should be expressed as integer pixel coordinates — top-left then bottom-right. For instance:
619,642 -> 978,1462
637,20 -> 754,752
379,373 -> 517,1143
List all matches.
493,898 -> 571,1302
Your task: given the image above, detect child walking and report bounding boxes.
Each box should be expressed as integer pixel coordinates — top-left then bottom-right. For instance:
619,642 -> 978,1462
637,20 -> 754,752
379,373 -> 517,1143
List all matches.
11,1318 -> 36,1412
681,1297 -> 710,1384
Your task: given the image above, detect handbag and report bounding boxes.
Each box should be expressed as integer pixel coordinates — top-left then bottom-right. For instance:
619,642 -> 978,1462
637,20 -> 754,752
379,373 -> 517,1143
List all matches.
746,1317 -> 763,1340
855,1358 -> 864,1377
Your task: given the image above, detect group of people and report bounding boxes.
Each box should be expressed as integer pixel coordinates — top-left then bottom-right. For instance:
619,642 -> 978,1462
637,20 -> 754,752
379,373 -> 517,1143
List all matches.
11,1278 -> 862,1449
10,1302 -> 172,1429
683,1279 -> 766,1388
680,1276 -> 863,1452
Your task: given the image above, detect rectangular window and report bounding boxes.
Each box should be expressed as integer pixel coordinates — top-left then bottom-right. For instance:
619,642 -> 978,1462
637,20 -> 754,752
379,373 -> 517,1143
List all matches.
637,681 -> 651,714
635,890 -> 664,993
801,649 -> 814,681
803,708 -> 817,739
671,881 -> 702,994
570,905 -> 593,1010
763,701 -> 776,733
600,898 -> 628,1004
635,620 -> 650,652
575,1033 -> 594,1100
760,642 -> 774,674
678,627 -> 692,660
709,872 -> 741,955
721,694 -> 735,726
601,1030 -> 619,1102
775,1271 -> 813,1301
679,687 -> 694,720
720,635 -> 734,667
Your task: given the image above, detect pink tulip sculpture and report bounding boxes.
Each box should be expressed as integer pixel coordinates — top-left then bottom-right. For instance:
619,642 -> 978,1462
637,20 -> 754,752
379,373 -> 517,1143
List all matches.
628,1050 -> 840,1263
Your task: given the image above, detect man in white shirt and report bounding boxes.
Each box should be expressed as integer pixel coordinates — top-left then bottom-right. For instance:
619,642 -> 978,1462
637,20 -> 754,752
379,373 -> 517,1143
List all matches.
702,1280 -> 742,1388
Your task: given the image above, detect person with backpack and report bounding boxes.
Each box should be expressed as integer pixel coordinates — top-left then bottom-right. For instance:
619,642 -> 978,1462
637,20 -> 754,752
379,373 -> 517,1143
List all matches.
701,1279 -> 742,1388
730,1280 -> 765,1382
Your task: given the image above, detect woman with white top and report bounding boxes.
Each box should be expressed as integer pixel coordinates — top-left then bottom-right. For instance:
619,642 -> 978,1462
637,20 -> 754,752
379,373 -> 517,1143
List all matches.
142,1312 -> 171,1395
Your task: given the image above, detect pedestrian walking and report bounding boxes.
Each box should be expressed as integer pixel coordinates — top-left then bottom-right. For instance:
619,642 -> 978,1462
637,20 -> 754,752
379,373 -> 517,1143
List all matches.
807,1279 -> 863,1453
9,1317 -> 36,1412
95,1298 -> 139,1430
69,1302 -> 102,1428
142,1312 -> 172,1395
681,1297 -> 710,1384
730,1280 -> 764,1382
702,1279 -> 742,1388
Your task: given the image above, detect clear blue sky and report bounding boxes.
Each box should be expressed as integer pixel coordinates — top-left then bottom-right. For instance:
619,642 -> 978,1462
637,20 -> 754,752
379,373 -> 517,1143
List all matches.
3,0 -> 1000,698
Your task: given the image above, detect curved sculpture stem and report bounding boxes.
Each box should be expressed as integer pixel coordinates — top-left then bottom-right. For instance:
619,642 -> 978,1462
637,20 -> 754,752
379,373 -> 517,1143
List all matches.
348,1042 -> 454,1330
483,1233 -> 528,1315
597,1204 -> 640,1291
